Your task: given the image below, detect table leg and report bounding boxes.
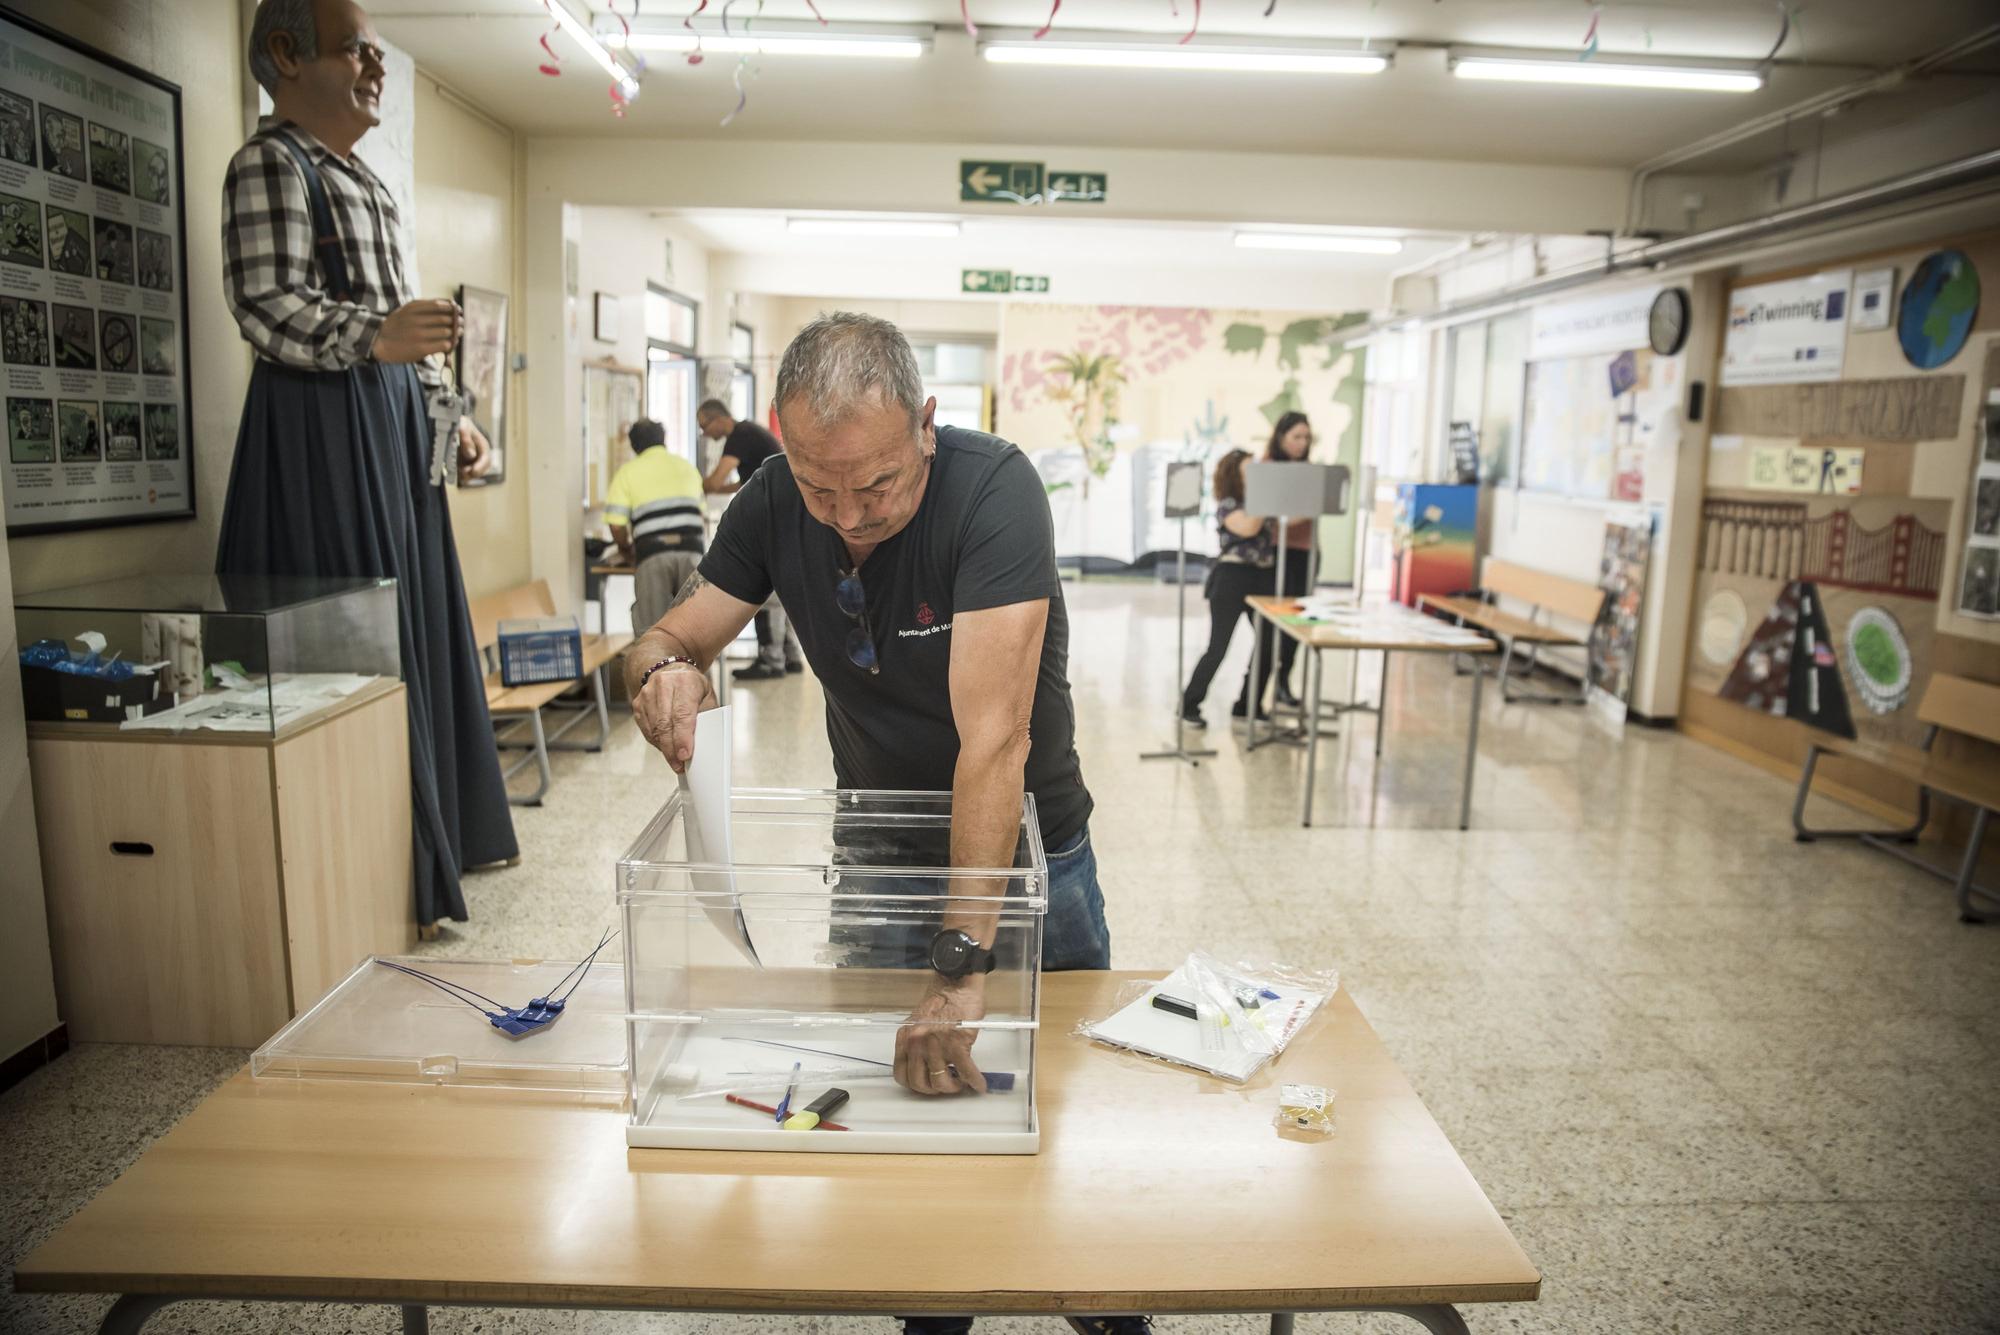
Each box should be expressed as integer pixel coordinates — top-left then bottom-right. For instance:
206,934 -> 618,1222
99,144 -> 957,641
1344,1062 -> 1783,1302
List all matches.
1382,1305 -> 1473,1335
403,1305 -> 430,1334
1955,806 -> 1995,924
1460,656 -> 1484,832
1269,1315 -> 1296,1335
1246,604 -> 1265,750
1302,646 -> 1323,827
96,1296 -> 179,1335
1375,650 -> 1390,758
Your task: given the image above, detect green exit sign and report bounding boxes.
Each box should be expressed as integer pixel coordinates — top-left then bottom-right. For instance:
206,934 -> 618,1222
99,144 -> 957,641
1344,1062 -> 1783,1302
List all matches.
1047,171 -> 1107,203
1011,274 -> 1050,293
961,159 -> 1044,203
962,268 -> 1012,294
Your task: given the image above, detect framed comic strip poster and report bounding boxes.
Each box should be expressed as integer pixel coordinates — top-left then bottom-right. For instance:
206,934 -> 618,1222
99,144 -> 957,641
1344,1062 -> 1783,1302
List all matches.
1,7 -> 194,535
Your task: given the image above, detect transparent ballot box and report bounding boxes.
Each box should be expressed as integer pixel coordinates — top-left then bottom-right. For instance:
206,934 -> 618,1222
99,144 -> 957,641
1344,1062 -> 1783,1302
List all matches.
15,574 -> 400,735
252,954 -> 629,1097
620,788 -> 1047,1154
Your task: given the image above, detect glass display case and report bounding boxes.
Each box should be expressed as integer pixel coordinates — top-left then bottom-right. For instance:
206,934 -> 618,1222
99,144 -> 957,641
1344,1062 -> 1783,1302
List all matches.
620,788 -> 1046,1154
15,574 -> 399,734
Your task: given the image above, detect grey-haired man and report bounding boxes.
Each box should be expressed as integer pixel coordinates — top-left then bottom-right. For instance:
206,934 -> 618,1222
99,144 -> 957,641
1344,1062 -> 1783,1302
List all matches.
627,316 -> 1139,1335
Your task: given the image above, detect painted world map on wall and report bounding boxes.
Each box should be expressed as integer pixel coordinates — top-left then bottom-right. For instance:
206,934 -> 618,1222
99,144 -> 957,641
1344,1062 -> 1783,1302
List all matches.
996,303 -> 1368,566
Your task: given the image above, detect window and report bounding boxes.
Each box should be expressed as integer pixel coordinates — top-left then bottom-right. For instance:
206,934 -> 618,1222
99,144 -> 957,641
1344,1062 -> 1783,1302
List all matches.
644,284 -> 699,466
645,284 -> 697,350
729,322 -> 755,425
908,337 -> 993,432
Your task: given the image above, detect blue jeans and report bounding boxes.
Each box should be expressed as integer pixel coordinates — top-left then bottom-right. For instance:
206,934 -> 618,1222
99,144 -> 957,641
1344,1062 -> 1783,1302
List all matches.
893,825 -> 1107,1335
829,824 -> 1110,973
1041,824 -> 1111,970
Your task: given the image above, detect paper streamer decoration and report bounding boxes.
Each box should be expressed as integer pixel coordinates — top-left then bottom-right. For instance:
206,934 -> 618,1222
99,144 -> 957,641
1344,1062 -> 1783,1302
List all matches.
537,0 -> 562,75
1580,4 -> 1601,60
803,0 -> 826,22
684,0 -> 707,62
1034,0 -> 1060,39
1759,3 -> 1793,69
720,0 -> 764,127
722,56 -> 749,124
1264,0 -> 1278,14
1180,0 -> 1200,43
960,0 -> 978,36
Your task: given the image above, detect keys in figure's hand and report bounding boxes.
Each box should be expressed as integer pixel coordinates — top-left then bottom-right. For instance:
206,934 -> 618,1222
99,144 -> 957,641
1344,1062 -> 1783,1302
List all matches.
375,298 -> 461,363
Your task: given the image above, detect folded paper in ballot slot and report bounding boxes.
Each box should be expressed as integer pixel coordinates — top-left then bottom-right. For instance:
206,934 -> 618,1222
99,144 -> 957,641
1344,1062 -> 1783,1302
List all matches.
683,705 -> 760,966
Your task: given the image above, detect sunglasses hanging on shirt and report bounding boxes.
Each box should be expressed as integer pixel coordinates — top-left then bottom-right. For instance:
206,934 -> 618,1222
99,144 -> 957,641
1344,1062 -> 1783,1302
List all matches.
835,566 -> 878,674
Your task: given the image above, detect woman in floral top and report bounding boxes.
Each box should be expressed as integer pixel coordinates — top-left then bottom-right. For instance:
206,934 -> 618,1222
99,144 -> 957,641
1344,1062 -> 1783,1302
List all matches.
1179,448 -> 1280,727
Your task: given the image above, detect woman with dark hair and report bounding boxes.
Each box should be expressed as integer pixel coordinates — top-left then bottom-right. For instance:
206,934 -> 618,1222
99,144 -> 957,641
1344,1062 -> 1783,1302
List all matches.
1179,448 -> 1279,727
1262,412 -> 1316,707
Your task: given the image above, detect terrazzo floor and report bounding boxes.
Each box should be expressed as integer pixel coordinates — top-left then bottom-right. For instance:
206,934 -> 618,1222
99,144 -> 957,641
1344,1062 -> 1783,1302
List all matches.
5,578 -> 1998,1335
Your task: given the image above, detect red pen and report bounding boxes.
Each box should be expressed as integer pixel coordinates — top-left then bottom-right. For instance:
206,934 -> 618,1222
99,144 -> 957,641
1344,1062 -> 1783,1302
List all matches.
725,1093 -> 848,1130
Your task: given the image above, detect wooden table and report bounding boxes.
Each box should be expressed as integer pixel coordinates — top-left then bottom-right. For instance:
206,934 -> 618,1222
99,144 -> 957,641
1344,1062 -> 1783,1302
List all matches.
1247,598 -> 1497,830
15,973 -> 1537,1335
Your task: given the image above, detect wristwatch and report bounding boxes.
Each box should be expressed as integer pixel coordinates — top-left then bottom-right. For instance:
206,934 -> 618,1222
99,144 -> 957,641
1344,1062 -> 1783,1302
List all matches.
929,928 -> 996,980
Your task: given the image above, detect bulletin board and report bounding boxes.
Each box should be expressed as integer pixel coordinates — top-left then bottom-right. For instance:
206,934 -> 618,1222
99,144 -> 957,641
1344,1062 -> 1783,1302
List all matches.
582,359 -> 641,509
1,8 -> 194,535
1518,348 -> 1662,502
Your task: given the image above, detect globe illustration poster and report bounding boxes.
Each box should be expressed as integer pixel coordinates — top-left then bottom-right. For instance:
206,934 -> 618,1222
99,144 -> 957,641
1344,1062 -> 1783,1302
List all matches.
1896,249 -> 1979,370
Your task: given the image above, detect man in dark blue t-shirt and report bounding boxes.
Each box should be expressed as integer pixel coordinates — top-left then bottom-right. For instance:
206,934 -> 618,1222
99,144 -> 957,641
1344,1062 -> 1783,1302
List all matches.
697,398 -> 802,680
625,313 -> 1112,1103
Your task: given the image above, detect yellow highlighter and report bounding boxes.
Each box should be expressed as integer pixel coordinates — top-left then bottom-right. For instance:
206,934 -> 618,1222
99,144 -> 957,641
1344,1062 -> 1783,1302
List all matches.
783,1088 -> 851,1131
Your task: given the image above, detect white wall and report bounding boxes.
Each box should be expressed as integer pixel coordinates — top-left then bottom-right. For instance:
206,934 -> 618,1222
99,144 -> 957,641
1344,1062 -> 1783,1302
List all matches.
527,137 -> 1628,237
711,251 -> 1397,313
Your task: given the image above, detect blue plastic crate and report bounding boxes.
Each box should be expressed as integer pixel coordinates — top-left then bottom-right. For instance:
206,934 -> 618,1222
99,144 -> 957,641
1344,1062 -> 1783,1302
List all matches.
498,616 -> 583,687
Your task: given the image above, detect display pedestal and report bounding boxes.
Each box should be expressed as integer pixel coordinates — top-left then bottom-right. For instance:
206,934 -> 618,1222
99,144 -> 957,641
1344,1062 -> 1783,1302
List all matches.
28,680 -> 416,1047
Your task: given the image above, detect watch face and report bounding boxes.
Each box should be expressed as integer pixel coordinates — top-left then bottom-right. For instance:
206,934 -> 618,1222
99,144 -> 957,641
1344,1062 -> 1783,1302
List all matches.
1650,288 -> 1689,356
932,930 -> 972,975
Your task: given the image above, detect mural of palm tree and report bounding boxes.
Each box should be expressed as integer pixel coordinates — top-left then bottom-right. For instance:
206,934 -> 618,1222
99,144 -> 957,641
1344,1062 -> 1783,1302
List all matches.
1042,350 -> 1126,575
1044,350 -> 1125,481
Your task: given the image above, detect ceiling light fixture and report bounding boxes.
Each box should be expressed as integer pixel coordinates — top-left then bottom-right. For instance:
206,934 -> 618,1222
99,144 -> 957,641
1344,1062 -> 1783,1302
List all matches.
547,0 -> 641,99
980,34 -> 1389,75
603,19 -> 929,59
1234,231 -> 1405,255
1450,54 -> 1762,93
787,218 -> 962,238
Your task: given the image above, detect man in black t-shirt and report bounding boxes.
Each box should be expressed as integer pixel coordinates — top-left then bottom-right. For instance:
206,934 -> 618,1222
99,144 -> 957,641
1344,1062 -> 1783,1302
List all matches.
697,398 -> 802,680
627,314 -> 1113,1099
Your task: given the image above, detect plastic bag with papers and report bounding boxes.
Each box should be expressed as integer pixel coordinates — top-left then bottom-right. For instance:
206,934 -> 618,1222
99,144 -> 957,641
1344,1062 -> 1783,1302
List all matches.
1073,951 -> 1336,1083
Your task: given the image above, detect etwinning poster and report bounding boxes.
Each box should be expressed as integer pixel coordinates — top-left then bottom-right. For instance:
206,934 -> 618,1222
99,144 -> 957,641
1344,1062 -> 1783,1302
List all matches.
0,10 -> 192,535
1720,271 -> 1853,387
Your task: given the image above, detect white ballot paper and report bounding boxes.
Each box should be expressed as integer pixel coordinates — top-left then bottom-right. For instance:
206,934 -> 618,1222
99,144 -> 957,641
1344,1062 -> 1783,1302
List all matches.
682,705 -> 760,966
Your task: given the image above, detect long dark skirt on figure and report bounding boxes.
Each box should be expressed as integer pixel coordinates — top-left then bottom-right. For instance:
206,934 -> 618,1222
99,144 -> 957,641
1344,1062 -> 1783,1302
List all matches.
216,358 -> 518,926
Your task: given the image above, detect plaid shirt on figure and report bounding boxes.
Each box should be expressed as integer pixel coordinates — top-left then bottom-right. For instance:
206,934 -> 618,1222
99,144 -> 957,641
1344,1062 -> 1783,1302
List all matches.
221,116 -> 442,392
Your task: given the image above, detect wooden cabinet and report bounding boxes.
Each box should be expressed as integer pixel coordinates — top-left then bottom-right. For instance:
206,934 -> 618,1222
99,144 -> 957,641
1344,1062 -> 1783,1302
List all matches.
28,681 -> 414,1048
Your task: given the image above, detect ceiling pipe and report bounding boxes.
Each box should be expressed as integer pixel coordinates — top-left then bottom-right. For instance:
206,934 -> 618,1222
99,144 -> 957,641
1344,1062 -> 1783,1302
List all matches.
1622,23 -> 2000,233
1336,145 -> 2000,348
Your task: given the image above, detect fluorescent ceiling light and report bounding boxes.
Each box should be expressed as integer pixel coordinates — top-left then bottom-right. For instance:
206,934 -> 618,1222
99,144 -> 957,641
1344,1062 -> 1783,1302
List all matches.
981,39 -> 1387,75
605,20 -> 928,59
1235,231 -> 1404,255
547,0 -> 640,98
1451,55 -> 1761,92
787,218 -> 962,238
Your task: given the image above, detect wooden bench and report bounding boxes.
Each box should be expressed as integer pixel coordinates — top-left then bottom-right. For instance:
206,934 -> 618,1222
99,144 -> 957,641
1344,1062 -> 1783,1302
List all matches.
469,580 -> 632,806
1791,672 -> 2000,923
1419,558 -> 1606,704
